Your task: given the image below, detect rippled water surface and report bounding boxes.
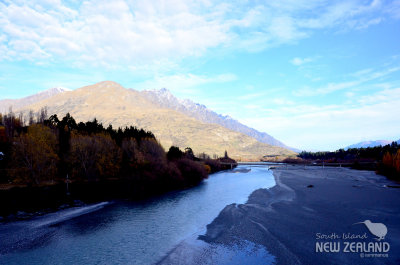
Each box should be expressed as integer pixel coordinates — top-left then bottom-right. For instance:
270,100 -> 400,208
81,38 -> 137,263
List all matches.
0,165 -> 275,264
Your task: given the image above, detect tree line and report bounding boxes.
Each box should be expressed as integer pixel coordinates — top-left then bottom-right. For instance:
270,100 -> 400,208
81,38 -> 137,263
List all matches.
0,108 -> 234,195
298,143 -> 400,179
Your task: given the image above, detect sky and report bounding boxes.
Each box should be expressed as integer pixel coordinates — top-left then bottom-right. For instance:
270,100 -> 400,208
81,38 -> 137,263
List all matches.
0,0 -> 400,151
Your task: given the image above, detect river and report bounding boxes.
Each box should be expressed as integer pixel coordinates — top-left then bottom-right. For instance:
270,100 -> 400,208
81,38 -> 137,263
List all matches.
0,165 -> 275,264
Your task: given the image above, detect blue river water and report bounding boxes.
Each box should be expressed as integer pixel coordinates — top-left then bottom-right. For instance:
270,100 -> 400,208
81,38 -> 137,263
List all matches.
0,165 -> 275,264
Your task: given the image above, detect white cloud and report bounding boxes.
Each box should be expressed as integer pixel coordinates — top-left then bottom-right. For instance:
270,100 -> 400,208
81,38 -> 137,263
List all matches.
0,0 -> 232,66
0,0 -> 395,69
345,91 -> 355,98
291,57 -> 313,66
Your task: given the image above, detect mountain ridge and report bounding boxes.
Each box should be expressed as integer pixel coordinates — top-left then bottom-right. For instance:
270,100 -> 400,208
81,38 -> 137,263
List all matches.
141,88 -> 298,151
3,81 -> 295,160
0,87 -> 70,113
344,140 -> 398,149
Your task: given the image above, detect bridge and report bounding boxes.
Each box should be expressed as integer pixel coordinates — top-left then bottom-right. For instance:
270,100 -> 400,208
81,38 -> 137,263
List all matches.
219,161 -> 284,169
237,162 -> 284,166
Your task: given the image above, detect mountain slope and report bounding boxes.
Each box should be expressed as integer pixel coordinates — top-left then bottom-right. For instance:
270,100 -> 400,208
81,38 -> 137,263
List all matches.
0,87 -> 70,113
141,88 -> 297,151
345,140 -> 392,149
17,81 -> 295,160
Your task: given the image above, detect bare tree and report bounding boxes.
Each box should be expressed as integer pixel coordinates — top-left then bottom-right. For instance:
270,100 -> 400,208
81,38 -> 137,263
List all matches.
37,107 -> 48,124
69,133 -> 121,180
29,110 -> 35,125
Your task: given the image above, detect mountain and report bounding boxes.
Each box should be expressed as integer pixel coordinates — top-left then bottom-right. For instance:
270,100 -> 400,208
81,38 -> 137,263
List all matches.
345,140 -> 393,149
141,88 -> 299,151
8,81 -> 295,160
0,87 -> 70,113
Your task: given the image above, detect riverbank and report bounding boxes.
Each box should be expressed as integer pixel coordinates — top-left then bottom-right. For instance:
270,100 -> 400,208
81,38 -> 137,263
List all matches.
0,160 -> 236,221
0,178 -> 196,221
161,166 -> 400,264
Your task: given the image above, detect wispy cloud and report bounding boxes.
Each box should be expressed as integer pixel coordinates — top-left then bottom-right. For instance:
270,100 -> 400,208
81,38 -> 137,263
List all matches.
132,73 -> 237,95
272,98 -> 296,105
291,57 -> 313,66
357,86 -> 400,105
242,89 -> 400,150
294,81 -> 360,96
294,65 -> 400,96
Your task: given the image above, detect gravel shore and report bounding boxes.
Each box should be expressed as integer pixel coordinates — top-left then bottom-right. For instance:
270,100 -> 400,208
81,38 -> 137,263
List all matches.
160,166 -> 400,264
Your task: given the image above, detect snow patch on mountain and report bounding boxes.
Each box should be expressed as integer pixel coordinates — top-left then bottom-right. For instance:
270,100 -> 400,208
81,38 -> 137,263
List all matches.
141,88 -> 296,151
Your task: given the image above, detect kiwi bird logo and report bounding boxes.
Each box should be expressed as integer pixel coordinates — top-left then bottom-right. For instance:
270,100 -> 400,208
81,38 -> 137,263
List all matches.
353,220 -> 388,241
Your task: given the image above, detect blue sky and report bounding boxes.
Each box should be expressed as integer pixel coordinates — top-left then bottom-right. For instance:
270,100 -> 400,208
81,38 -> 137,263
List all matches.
1,0 -> 400,151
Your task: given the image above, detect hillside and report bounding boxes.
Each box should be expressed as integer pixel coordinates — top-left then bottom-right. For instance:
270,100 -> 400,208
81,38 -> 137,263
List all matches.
141,88 -> 298,151
12,81 -> 295,160
0,87 -> 70,113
